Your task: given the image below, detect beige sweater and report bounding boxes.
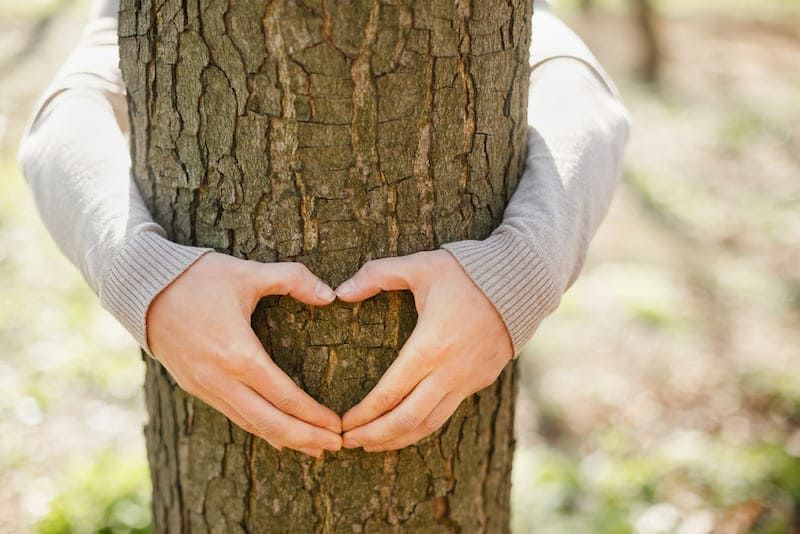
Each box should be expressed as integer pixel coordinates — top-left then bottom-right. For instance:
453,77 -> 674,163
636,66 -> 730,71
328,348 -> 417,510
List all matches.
18,0 -> 630,357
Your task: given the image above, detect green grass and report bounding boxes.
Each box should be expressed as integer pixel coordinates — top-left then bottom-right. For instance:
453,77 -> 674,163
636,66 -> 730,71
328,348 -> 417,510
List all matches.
513,434 -> 800,534
0,156 -> 148,532
37,452 -> 152,534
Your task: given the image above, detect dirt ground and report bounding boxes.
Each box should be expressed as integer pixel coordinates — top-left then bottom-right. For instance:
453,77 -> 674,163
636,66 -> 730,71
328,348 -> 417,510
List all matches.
1,2 -> 798,533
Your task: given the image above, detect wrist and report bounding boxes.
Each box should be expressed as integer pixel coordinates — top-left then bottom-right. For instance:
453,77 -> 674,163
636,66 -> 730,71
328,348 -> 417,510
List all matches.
99,231 -> 213,355
441,229 -> 561,356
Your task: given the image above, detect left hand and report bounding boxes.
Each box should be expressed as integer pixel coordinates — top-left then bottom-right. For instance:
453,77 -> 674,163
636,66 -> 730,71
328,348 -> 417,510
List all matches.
335,250 -> 514,451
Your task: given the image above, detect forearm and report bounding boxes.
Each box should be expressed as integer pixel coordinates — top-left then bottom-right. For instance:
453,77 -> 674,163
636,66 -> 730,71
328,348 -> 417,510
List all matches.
18,87 -> 211,353
443,14 -> 630,354
20,89 -> 134,293
17,3 -> 211,353
513,59 -> 630,295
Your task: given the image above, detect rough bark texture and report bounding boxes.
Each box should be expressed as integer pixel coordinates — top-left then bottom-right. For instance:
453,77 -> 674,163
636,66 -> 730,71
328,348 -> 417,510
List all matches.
119,1 -> 531,531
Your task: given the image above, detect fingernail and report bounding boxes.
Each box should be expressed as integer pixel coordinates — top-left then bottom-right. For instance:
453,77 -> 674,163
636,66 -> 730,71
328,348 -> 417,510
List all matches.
343,437 -> 361,449
300,448 -> 322,458
324,442 -> 341,452
315,281 -> 336,302
326,424 -> 342,434
336,280 -> 355,297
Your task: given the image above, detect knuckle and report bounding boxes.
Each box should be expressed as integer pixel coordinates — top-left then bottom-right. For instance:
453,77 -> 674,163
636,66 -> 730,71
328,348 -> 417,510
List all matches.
402,345 -> 424,364
210,340 -> 252,376
425,337 -> 451,359
272,394 -> 300,415
377,390 -> 402,410
221,354 -> 248,376
191,366 -> 215,391
359,261 -> 377,280
252,413 -> 281,439
412,251 -> 435,273
219,355 -> 252,380
289,262 -> 309,281
232,353 -> 259,378
275,263 -> 310,294
423,412 -> 448,433
395,413 -> 419,432
403,346 -> 435,372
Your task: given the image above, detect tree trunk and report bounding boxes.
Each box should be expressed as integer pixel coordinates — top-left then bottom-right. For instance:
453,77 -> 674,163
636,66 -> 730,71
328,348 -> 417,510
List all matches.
119,1 -> 531,531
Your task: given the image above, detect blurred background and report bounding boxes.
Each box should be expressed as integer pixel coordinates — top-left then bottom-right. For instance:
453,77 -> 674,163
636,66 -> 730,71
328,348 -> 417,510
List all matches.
0,0 -> 798,532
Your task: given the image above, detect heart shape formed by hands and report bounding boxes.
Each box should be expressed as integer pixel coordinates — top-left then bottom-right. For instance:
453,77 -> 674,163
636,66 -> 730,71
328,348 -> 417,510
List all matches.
332,250 -> 514,452
147,249 -> 513,458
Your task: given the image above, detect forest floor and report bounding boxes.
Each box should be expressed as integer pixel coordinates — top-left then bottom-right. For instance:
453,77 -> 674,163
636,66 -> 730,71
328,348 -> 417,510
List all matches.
513,6 -> 800,532
0,1 -> 798,533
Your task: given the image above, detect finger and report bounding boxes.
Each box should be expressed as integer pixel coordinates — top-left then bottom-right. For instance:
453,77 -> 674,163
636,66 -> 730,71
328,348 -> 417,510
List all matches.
365,392 -> 463,452
335,255 -> 420,302
237,329 -> 342,433
342,376 -> 446,449
212,393 -> 326,459
199,389 -> 322,457
341,326 -> 432,432
243,260 -> 336,306
226,380 -> 343,454
207,393 -> 281,447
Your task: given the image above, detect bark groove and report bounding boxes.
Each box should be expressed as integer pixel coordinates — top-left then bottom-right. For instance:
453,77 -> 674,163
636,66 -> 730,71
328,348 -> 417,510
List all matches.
120,0 -> 531,531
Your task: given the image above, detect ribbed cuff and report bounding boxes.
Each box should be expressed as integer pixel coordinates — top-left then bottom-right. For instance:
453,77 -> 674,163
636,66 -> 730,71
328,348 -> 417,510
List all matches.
99,231 -> 213,356
441,230 -> 561,357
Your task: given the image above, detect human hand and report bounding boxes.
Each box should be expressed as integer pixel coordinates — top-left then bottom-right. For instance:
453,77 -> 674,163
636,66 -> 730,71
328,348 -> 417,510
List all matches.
146,252 -> 343,458
335,250 -> 514,451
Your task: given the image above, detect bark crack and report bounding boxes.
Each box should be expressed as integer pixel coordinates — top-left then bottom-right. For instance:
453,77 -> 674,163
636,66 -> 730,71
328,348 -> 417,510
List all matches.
413,30 -> 435,249
349,0 -> 382,265
262,0 -> 301,259
455,0 -> 477,238
244,436 -> 257,532
480,378 -> 506,533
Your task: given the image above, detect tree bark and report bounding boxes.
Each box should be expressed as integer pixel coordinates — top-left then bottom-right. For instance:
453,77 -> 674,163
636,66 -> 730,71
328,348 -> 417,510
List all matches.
119,0 -> 531,531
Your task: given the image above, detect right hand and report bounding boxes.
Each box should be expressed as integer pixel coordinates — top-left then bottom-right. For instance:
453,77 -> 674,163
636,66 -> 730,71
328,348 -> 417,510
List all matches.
146,252 -> 343,458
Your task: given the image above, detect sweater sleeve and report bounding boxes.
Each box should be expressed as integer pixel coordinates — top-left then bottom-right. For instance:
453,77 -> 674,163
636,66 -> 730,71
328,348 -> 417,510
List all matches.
17,0 -> 212,355
442,6 -> 631,356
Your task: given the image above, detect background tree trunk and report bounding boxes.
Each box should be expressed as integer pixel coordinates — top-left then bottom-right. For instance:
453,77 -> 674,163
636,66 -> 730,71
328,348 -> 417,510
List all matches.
633,0 -> 661,83
120,0 -> 530,531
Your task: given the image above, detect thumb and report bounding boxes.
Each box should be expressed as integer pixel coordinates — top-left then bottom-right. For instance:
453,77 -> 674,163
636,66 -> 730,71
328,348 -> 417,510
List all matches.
243,261 -> 336,306
335,255 -> 417,302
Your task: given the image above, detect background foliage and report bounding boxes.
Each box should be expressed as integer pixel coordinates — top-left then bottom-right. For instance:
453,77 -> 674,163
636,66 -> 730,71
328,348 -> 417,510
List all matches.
1,0 -> 798,532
